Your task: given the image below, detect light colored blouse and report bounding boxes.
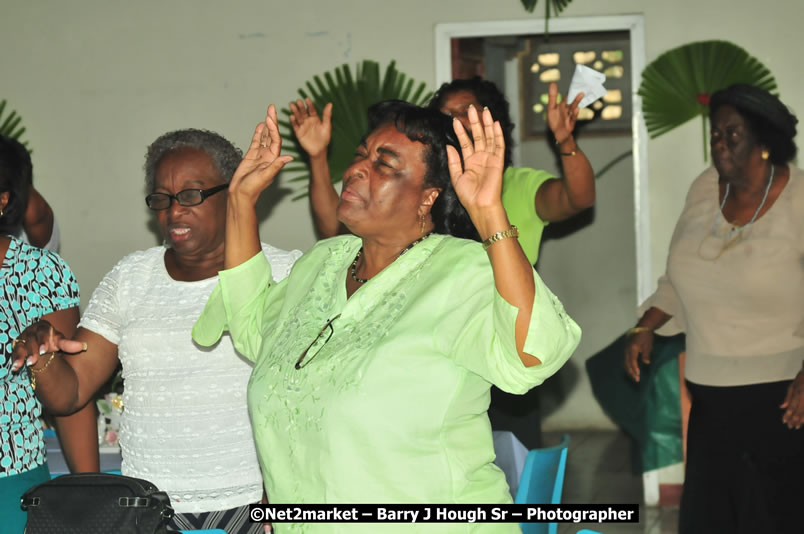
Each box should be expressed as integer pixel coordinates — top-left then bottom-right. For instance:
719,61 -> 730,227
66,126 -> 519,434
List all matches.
643,166 -> 804,386
193,234 -> 580,533
79,244 -> 301,513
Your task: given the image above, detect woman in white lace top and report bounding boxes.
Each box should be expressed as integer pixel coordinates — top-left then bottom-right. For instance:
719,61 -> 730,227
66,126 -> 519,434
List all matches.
10,129 -> 300,533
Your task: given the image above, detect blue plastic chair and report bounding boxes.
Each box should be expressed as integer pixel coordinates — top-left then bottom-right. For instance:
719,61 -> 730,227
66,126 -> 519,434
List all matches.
576,530 -> 603,534
514,434 -> 570,534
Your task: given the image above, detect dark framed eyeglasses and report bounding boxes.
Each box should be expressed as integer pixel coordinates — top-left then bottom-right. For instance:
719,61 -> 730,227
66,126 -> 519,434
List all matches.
295,314 -> 341,370
145,184 -> 228,210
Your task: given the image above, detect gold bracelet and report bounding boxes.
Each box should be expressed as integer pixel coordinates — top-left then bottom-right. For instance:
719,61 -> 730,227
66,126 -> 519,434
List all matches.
29,352 -> 57,391
626,326 -> 653,337
555,135 -> 578,156
482,225 -> 519,250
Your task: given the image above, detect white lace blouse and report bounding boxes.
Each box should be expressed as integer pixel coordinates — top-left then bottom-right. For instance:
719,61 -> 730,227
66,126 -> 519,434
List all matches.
80,244 -> 301,513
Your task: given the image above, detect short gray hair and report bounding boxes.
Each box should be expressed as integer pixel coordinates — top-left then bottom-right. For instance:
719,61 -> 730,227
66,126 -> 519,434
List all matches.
144,129 -> 242,192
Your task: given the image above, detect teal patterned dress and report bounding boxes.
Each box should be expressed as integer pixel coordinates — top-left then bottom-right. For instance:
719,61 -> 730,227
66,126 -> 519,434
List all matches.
0,238 -> 80,477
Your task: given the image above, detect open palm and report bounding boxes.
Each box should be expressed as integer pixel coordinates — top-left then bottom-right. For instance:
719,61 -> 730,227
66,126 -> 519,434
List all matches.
289,98 -> 332,158
447,106 -> 506,214
230,104 -> 293,203
546,81 -> 582,143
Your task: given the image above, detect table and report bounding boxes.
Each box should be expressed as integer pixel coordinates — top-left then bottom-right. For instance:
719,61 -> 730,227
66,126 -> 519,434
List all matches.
492,430 -> 528,498
44,429 -> 524,496
44,430 -> 122,475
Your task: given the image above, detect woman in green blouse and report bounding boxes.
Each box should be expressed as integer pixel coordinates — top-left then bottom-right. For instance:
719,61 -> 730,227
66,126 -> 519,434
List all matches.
195,101 -> 579,532
27,101 -> 581,532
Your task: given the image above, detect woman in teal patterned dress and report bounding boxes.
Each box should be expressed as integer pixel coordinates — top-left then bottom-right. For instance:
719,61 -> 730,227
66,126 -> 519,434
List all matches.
0,136 -> 83,532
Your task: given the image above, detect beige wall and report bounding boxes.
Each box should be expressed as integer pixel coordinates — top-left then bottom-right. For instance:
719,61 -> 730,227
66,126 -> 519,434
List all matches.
3,1 -> 802,427
522,134 -> 635,430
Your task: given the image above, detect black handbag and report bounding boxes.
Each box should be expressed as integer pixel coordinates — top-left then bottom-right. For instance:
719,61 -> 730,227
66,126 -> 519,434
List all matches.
21,472 -> 175,534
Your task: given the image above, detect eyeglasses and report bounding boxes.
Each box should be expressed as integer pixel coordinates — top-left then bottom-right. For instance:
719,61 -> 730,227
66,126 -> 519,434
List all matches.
145,184 -> 228,210
295,314 -> 341,369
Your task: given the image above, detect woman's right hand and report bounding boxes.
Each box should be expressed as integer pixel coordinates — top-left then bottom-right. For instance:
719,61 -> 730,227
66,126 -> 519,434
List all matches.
10,320 -> 85,372
289,98 -> 332,158
624,330 -> 654,382
447,105 -> 506,233
229,104 -> 294,205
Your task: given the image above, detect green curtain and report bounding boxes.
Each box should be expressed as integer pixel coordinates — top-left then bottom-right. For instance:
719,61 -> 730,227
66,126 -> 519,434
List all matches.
586,333 -> 685,472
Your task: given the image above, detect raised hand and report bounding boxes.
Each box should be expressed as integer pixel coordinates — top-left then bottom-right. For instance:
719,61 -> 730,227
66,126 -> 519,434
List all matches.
289,98 -> 332,158
10,320 -> 84,373
229,104 -> 294,205
446,105 -> 506,222
546,82 -> 582,145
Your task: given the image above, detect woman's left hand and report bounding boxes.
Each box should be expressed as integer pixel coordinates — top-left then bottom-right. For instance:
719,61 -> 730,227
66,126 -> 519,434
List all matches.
546,82 -> 582,145
229,104 -> 294,205
780,370 -> 804,429
259,493 -> 272,533
447,105 -> 506,227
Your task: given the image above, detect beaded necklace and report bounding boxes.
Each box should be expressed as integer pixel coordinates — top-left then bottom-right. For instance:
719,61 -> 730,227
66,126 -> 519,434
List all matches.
712,164 -> 774,240
350,232 -> 434,284
698,165 -> 775,261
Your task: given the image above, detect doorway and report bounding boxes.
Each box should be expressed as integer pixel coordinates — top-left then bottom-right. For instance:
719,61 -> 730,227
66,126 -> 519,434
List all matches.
435,18 -> 647,428
435,14 -> 650,298
435,12 -> 656,503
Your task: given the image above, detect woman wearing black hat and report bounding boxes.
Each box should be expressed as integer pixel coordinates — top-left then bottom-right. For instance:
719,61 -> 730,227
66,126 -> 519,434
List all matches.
624,84 -> 803,533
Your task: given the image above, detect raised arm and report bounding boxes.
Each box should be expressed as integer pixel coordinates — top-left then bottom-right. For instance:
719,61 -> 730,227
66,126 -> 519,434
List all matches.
289,98 -> 342,238
534,82 -> 596,222
192,105 -> 293,359
226,105 -> 293,268
22,186 -> 56,248
447,105 -> 540,367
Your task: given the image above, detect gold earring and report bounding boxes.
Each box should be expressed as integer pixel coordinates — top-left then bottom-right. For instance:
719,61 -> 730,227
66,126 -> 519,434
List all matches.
761,149 -> 770,160
420,214 -> 426,235
0,209 -> 3,217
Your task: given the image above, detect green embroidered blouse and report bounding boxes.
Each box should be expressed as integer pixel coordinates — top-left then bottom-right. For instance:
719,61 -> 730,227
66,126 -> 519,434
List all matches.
193,234 -> 580,533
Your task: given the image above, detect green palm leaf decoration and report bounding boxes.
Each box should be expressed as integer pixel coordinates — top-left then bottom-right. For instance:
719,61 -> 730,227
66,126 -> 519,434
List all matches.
0,99 -> 31,151
638,40 -> 777,160
279,60 -> 432,200
520,0 -> 574,36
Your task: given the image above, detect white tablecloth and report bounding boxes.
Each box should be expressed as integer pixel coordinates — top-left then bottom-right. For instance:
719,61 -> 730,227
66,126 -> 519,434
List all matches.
44,432 -> 122,475
492,430 -> 529,498
45,430 -> 524,495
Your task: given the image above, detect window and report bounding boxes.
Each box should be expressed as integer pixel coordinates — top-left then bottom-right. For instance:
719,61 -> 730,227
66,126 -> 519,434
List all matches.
522,31 -> 631,136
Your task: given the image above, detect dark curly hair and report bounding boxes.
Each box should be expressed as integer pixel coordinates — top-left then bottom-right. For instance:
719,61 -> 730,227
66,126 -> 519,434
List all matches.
428,77 -> 515,168
367,101 -> 480,241
0,136 -> 32,233
709,84 -> 798,165
144,129 -> 242,192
